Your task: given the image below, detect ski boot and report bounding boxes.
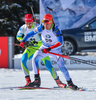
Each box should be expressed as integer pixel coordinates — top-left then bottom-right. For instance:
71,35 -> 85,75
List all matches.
25,76 -> 31,86
55,77 -> 67,88
26,74 -> 41,87
67,79 -> 78,90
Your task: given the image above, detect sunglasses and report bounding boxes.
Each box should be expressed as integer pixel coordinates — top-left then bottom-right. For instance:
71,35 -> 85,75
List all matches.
42,20 -> 52,23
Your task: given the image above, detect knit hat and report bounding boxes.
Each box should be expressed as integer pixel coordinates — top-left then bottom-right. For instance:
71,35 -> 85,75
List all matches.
25,14 -> 33,22
42,14 -> 53,24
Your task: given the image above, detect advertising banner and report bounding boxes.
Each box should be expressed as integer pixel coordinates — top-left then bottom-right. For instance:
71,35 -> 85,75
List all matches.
13,54 -> 96,70
40,0 -> 96,30
0,37 -> 8,68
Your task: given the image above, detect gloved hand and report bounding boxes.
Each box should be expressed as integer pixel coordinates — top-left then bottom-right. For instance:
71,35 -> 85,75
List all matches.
20,42 -> 25,48
42,48 -> 51,53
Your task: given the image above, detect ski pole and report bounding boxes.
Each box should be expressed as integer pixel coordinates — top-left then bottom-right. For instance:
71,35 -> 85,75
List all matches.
48,50 -> 96,67
48,52 -> 70,59
49,52 -> 96,67
14,43 -> 20,46
47,6 -> 53,16
14,43 -> 96,67
69,56 -> 96,67
47,6 -> 55,23
14,43 -> 70,59
28,2 -> 36,23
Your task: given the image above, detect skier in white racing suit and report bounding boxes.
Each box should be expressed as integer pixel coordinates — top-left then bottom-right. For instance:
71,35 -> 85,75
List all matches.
20,14 -> 78,90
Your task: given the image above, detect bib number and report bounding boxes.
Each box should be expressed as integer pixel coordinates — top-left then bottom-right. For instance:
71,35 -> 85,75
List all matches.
45,39 -> 52,42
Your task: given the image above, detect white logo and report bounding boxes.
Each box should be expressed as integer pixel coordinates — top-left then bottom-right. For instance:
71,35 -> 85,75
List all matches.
84,31 -> 96,42
0,49 -> 1,56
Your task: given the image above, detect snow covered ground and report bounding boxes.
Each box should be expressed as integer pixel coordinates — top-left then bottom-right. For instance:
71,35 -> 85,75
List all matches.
0,68 -> 96,100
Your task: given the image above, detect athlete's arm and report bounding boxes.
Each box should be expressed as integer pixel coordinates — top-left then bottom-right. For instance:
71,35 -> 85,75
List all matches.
22,24 -> 43,42
50,26 -> 63,49
16,26 -> 24,42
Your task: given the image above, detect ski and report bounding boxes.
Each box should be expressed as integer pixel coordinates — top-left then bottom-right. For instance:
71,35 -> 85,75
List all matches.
18,86 -> 86,91
0,86 -> 94,92
20,87 -> 89,92
0,86 -> 24,90
65,87 -> 85,91
0,86 -> 54,90
62,87 -> 96,92
19,86 -> 55,90
53,86 -> 85,91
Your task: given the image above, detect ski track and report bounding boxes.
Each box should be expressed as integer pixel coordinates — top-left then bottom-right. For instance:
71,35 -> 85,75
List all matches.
0,68 -> 96,100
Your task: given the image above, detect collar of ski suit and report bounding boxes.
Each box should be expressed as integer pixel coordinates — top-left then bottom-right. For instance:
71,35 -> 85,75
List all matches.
48,23 -> 54,30
31,22 -> 35,29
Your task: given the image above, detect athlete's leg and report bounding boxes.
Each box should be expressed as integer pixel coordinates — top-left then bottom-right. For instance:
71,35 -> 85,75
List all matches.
42,56 -> 67,88
31,40 -> 58,79
50,48 -> 78,90
28,45 -> 66,87
21,48 -> 36,76
42,56 -> 58,79
50,48 -> 71,81
21,48 -> 36,86
22,40 -> 43,76
21,52 -> 30,76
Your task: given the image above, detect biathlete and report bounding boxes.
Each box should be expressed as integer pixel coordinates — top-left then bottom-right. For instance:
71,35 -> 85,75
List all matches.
20,14 -> 79,90
17,14 -> 66,88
